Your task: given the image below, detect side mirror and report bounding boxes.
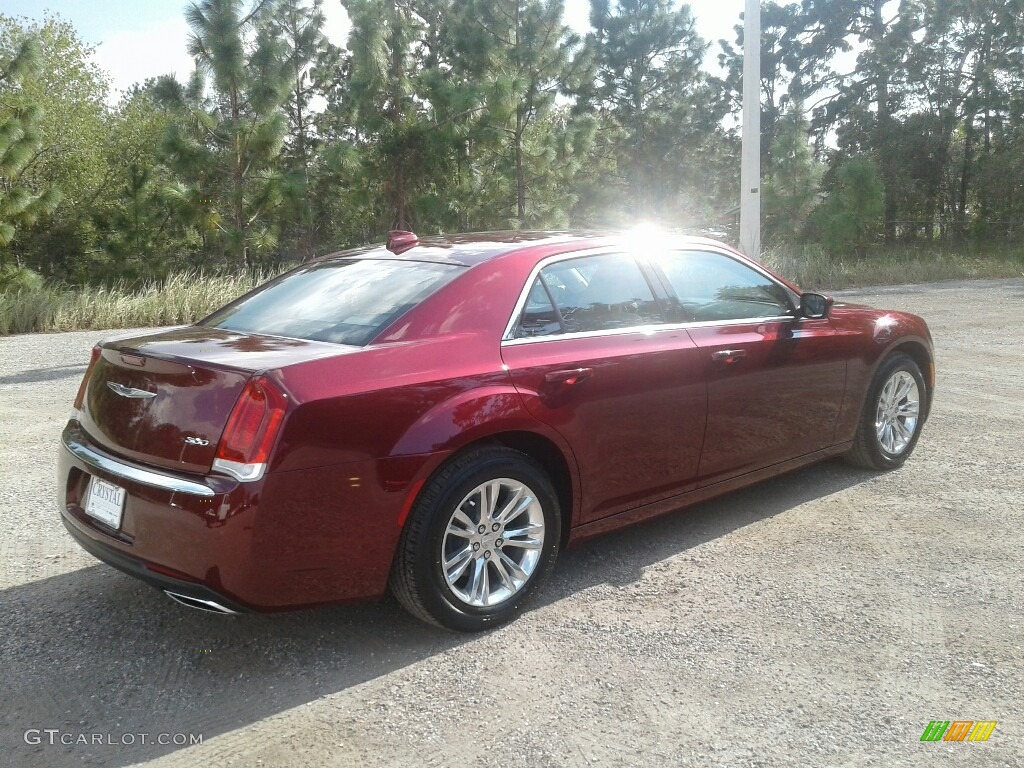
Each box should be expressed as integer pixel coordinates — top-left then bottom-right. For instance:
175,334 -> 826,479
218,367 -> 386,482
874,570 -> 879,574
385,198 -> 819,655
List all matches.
799,292 -> 833,319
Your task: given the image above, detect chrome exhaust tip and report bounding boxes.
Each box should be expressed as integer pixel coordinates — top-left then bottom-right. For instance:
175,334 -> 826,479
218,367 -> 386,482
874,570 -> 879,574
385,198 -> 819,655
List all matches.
164,590 -> 238,614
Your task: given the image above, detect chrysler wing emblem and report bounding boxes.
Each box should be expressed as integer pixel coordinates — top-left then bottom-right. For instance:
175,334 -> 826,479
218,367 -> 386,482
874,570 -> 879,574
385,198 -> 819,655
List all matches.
107,381 -> 157,399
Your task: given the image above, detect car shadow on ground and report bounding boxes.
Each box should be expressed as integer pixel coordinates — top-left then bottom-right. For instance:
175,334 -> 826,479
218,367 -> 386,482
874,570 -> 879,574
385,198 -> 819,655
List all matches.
0,458 -> 870,768
545,457 -> 866,597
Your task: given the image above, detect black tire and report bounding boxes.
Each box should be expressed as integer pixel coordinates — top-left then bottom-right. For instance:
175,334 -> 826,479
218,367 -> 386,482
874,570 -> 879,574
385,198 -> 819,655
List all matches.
845,352 -> 927,470
389,446 -> 560,632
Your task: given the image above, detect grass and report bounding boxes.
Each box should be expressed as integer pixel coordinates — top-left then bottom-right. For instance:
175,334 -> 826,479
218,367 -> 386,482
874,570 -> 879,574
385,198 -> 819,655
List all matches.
0,270 -> 272,335
1,246 -> 1022,335
761,243 -> 1024,292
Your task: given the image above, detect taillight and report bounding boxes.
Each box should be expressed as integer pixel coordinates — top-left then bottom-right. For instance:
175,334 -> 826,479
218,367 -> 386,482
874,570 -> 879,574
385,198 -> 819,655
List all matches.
212,376 -> 287,482
71,345 -> 102,418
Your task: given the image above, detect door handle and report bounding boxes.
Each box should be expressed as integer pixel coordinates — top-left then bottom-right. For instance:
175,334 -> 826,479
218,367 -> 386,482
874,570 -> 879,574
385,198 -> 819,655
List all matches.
544,367 -> 593,385
711,349 -> 747,363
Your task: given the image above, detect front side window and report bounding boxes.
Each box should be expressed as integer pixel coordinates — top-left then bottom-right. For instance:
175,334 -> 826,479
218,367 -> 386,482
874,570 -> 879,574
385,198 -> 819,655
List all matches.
653,251 -> 793,322
513,253 -> 662,338
202,259 -> 462,345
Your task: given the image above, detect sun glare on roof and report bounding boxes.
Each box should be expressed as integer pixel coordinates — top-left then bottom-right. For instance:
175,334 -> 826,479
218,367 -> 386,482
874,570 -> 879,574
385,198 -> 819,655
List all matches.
622,223 -> 672,253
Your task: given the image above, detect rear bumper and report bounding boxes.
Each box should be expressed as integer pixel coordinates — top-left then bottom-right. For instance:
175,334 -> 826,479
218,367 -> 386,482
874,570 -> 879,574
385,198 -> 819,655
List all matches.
59,514 -> 250,613
58,421 -> 421,610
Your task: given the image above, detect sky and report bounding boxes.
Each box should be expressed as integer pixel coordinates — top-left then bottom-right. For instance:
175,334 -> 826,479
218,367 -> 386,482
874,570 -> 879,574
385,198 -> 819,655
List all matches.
4,0 -> 745,99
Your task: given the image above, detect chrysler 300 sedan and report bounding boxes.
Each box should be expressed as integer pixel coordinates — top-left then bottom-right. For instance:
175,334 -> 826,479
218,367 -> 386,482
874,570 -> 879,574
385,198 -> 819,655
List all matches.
58,230 -> 934,631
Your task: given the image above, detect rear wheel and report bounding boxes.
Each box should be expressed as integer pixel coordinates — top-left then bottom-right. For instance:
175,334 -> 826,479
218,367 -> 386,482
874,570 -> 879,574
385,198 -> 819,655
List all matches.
389,447 -> 560,632
845,353 -> 926,470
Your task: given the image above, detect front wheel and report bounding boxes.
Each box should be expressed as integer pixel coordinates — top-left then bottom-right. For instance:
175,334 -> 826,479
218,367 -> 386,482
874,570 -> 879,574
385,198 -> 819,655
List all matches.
845,353 -> 926,470
389,447 -> 560,632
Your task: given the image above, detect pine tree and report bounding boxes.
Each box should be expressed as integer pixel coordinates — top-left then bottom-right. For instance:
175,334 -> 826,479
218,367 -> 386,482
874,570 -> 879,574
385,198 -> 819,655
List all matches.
444,0 -> 587,228
582,0 -> 729,224
0,35 -> 60,254
91,85 -> 182,278
2,15 -> 119,278
810,155 -> 884,254
156,0 -> 291,266
274,0 -> 339,258
343,0 -> 426,231
796,0 -> 920,242
763,101 -> 820,243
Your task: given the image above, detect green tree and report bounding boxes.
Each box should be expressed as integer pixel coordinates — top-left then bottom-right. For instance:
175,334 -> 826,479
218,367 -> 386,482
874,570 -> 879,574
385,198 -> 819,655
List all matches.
763,101 -> 820,243
343,0 -> 430,231
810,155 -> 883,254
1,14 -> 108,277
581,0 -> 730,224
0,32 -> 60,255
95,86 -> 182,278
274,0 -> 340,258
445,0 -> 585,226
796,0 -> 920,241
903,0 -> 1024,240
156,0 -> 291,266
99,163 -> 166,277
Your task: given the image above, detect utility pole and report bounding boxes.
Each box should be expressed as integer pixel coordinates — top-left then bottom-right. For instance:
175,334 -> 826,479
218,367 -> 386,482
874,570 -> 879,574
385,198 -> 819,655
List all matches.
739,0 -> 761,258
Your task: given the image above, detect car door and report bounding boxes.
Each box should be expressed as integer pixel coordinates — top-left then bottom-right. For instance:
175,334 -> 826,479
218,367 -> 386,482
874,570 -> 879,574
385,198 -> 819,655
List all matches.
648,249 -> 849,487
500,251 -> 708,524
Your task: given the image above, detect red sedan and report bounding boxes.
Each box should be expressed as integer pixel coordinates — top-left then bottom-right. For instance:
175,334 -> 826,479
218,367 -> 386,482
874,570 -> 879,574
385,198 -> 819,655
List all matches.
58,231 -> 934,631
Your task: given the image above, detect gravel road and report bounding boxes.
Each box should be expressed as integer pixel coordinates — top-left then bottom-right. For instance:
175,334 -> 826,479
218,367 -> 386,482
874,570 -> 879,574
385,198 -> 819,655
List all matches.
1,279 -> 1021,768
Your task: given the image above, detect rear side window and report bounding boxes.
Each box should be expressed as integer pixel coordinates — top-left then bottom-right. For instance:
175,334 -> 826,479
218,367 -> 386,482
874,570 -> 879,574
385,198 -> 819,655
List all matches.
513,253 -> 662,338
202,259 -> 462,345
515,278 -> 564,338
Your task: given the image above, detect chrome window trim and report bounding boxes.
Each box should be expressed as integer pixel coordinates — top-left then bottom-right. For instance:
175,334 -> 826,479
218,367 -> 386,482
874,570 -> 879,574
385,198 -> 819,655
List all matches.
501,315 -> 797,346
500,244 -> 800,343
62,432 -> 217,497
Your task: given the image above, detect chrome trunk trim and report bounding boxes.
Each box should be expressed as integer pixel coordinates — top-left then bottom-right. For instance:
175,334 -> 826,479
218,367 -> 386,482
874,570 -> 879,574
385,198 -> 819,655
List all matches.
62,431 -> 217,497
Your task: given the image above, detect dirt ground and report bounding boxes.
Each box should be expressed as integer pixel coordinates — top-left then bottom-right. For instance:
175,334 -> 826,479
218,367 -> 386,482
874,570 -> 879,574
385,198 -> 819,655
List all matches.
0,278 -> 1021,768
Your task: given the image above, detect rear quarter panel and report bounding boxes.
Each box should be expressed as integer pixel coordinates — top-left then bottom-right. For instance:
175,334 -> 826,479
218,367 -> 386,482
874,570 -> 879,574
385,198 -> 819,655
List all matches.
266,247 -> 587,527
270,335 -> 514,470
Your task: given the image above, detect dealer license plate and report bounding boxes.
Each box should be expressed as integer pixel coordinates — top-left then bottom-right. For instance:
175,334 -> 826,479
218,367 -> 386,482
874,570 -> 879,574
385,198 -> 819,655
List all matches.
84,476 -> 125,530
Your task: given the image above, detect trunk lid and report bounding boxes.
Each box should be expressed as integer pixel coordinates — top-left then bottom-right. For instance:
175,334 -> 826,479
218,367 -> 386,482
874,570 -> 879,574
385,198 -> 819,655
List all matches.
79,325 -> 355,474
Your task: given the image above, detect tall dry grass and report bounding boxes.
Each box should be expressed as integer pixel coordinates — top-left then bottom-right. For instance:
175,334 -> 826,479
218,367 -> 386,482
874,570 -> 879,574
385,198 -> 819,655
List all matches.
0,270 -> 272,335
761,243 -> 1024,291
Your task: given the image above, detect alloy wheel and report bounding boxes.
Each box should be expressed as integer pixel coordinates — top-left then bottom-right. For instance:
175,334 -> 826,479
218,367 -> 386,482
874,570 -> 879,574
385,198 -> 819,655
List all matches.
874,370 -> 920,455
441,478 -> 545,607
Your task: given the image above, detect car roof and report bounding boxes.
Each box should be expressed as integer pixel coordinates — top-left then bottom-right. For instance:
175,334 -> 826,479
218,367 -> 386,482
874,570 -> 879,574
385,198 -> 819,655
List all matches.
315,231 -> 591,267
314,230 -> 746,268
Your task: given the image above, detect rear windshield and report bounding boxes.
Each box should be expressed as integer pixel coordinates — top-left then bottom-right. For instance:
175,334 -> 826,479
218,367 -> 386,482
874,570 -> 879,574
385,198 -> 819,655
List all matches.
201,259 -> 462,345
